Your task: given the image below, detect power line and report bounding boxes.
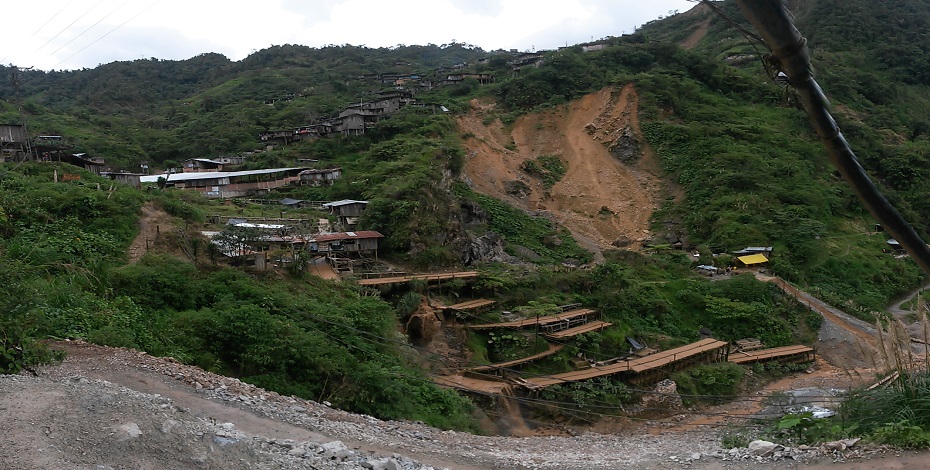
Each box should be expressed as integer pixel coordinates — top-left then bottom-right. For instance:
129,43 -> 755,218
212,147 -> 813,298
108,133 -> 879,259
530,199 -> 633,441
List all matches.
32,0 -> 77,37
35,0 -> 107,53
55,0 -> 163,69
49,0 -> 132,57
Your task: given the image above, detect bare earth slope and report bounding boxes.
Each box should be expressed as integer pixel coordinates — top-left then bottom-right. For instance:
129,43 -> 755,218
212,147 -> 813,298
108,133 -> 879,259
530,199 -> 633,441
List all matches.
459,85 -> 664,253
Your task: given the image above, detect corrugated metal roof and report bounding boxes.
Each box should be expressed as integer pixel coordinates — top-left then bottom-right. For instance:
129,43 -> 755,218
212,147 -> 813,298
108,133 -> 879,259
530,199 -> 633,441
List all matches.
322,199 -> 368,207
140,167 -> 307,183
314,231 -> 383,242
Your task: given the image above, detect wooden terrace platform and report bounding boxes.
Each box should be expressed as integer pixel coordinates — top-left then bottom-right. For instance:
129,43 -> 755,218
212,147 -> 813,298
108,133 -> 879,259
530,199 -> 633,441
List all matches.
545,321 -> 613,340
439,299 -> 496,313
433,374 -> 511,395
522,338 -> 730,389
468,344 -> 565,373
469,308 -> 596,330
626,338 -> 729,373
728,345 -> 815,365
357,271 -> 479,286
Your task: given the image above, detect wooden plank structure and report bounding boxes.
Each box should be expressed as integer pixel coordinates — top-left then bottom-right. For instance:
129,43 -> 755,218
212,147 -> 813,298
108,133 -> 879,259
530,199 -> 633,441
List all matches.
468,308 -> 596,330
625,338 -> 730,384
728,345 -> 815,365
524,361 -> 632,388
467,344 -> 564,374
356,271 -> 479,286
438,299 -> 496,316
545,321 -> 613,340
732,338 -> 764,352
522,338 -> 729,388
434,374 -> 511,395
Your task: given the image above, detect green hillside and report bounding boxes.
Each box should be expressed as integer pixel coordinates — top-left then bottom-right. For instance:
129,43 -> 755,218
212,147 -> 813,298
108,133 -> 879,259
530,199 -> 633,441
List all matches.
2,0 -> 930,438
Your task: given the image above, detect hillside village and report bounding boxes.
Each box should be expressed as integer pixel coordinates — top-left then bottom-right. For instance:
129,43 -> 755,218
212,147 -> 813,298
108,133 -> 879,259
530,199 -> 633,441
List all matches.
5,1 -> 930,465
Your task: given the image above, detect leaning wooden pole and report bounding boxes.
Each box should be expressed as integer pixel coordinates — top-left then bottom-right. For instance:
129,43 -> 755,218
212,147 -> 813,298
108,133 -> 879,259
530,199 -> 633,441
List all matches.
733,0 -> 930,277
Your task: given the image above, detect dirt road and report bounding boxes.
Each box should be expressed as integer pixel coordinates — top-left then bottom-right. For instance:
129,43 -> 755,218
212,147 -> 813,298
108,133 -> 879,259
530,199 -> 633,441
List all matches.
2,339 -> 927,469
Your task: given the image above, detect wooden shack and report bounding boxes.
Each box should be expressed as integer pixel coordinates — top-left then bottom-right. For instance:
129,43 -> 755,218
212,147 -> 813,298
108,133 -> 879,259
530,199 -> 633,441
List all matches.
0,124 -> 28,161
322,199 -> 368,229
299,167 -> 342,186
312,230 -> 383,256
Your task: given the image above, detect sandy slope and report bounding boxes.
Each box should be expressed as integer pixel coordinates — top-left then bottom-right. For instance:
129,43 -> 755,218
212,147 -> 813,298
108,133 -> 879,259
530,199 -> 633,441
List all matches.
459,85 -> 665,253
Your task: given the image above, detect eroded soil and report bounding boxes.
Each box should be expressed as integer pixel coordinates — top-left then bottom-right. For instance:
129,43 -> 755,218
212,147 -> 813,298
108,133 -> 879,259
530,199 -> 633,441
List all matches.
459,84 -> 665,253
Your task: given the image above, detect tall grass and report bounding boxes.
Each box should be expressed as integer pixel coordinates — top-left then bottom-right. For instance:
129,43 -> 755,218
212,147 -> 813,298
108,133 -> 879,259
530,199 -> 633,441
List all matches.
839,310 -> 930,445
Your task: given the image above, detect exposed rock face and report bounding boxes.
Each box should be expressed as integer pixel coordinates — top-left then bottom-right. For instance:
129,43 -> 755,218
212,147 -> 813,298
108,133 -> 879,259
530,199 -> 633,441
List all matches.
640,379 -> 683,411
609,125 -> 640,163
503,180 -> 531,198
463,232 -> 518,265
612,235 -> 634,248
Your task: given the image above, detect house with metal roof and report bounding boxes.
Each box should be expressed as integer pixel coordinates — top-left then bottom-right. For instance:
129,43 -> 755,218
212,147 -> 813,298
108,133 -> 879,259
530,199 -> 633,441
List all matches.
182,158 -> 227,172
299,167 -> 342,186
140,167 -> 307,198
733,246 -> 773,257
313,231 -> 384,256
322,199 -> 369,229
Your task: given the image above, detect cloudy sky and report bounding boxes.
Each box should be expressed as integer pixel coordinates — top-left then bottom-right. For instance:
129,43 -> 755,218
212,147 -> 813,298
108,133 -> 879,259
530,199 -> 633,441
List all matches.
3,0 -> 697,71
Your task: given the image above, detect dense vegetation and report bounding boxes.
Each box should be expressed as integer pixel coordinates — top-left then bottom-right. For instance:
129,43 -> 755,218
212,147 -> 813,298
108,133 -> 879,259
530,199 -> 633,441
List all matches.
0,165 -> 476,430
3,0 -> 930,441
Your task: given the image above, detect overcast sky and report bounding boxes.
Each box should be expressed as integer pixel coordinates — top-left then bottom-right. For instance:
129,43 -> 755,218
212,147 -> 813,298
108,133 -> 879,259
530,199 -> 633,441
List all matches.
2,0 -> 697,71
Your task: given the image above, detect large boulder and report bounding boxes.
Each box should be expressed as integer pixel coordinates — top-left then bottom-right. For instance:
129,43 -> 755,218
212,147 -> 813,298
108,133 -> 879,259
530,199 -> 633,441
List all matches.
748,440 -> 781,457
609,126 -> 640,163
463,232 -> 518,265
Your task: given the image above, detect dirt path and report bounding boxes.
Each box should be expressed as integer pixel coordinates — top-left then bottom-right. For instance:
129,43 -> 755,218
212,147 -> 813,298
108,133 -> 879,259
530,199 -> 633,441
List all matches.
887,282 -> 930,318
127,201 -> 179,263
459,85 -> 664,252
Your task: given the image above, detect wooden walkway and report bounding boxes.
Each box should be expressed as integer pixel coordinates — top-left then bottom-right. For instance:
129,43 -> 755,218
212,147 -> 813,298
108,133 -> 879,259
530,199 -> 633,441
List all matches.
469,308 -> 596,330
357,271 -> 479,286
434,374 -> 512,395
439,299 -> 496,313
728,345 -> 815,365
545,321 -> 613,340
468,344 -> 565,373
523,338 -> 729,389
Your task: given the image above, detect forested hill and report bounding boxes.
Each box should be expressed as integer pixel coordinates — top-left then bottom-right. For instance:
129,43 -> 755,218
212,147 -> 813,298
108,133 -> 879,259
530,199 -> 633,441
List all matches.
0,43 -> 488,166
4,0 -> 930,433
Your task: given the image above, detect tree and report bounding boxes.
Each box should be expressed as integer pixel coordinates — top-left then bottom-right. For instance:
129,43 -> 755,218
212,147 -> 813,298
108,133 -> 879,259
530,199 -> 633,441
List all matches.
212,225 -> 263,261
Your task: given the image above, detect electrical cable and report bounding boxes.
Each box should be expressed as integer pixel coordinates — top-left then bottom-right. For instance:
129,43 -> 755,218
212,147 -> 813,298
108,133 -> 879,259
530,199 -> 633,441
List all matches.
33,0 -> 77,37
35,0 -> 107,53
49,0 -> 132,57
55,0 -> 163,69
731,0 -> 930,278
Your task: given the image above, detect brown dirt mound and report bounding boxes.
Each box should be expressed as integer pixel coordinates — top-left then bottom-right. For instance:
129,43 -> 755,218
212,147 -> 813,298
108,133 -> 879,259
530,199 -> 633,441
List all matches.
458,84 -> 666,253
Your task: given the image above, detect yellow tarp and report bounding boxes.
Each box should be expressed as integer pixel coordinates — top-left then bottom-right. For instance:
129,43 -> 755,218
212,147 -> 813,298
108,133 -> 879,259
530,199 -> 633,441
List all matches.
738,253 -> 769,265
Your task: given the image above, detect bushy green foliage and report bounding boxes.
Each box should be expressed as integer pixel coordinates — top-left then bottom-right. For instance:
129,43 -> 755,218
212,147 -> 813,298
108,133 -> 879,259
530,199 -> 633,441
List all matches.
671,363 -> 744,405
539,376 -> 632,413
453,183 -> 591,264
0,163 -> 477,430
0,260 -> 63,373
520,155 -> 566,189
870,421 -> 930,449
